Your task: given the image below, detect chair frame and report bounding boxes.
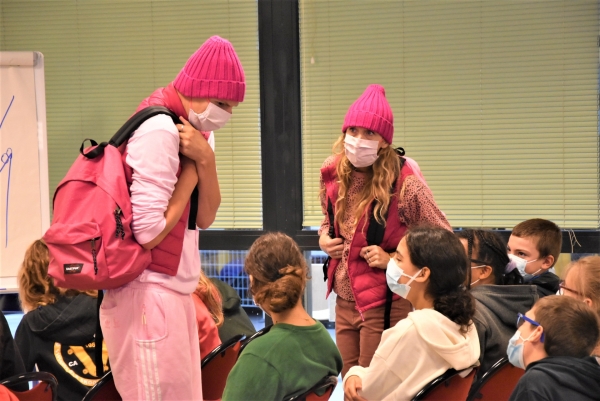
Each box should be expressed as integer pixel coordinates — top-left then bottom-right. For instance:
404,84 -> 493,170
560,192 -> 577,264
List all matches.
82,370 -> 122,401
201,334 -> 245,401
284,374 -> 339,401
412,367 -> 477,401
201,333 -> 245,368
0,372 -> 58,401
238,324 -> 273,356
467,357 -> 522,401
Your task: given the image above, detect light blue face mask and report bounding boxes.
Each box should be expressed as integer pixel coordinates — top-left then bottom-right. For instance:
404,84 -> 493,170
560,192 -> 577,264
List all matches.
506,330 -> 535,369
386,259 -> 422,299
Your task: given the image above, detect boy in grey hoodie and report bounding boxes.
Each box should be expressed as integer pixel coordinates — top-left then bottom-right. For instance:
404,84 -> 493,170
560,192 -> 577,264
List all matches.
456,229 -> 539,380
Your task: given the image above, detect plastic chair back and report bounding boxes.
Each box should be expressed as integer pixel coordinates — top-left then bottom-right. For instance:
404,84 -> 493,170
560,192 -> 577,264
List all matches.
0,372 -> 58,401
412,367 -> 477,401
468,357 -> 524,401
284,375 -> 338,401
82,370 -> 121,401
239,324 -> 273,356
201,334 -> 244,400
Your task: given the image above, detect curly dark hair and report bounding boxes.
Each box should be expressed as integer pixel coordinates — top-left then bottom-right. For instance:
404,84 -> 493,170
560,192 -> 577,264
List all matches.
244,232 -> 308,314
455,229 -> 523,286
405,226 -> 476,334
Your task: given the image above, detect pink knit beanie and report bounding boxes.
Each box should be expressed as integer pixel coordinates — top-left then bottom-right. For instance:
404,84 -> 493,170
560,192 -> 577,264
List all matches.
342,84 -> 394,144
173,36 -> 246,102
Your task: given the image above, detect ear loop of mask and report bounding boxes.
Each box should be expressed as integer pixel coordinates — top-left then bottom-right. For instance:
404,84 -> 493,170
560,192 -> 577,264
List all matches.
470,264 -> 486,286
527,259 -> 541,276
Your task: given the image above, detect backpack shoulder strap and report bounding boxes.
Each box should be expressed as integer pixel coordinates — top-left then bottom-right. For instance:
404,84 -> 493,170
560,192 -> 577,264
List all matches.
110,106 -> 180,147
78,106 -> 197,227
81,106 -> 180,159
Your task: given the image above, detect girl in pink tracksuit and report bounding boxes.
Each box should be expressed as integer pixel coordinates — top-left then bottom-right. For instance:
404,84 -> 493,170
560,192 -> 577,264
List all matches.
100,36 -> 245,401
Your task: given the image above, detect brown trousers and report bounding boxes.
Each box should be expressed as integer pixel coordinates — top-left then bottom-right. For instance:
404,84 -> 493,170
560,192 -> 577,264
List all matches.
335,296 -> 412,378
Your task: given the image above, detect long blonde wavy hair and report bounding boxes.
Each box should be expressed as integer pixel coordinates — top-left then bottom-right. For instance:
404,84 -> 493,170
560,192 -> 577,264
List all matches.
18,239 -> 97,312
194,270 -> 224,327
321,134 -> 401,230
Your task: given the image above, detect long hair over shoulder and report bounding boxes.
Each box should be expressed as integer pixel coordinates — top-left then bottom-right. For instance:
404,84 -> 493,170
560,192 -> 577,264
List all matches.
326,134 -> 400,230
18,239 -> 97,312
194,270 -> 224,327
405,226 -> 476,334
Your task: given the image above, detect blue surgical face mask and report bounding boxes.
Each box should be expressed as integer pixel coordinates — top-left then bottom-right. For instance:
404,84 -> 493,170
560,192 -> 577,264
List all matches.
386,259 -> 422,299
506,330 -> 534,369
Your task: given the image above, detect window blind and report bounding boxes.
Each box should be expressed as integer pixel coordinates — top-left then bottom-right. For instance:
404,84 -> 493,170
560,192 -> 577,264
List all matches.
300,0 -> 599,229
0,0 -> 262,229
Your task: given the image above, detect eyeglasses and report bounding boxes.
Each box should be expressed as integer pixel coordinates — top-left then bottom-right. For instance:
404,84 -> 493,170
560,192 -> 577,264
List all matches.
558,281 -> 584,297
517,312 -> 545,343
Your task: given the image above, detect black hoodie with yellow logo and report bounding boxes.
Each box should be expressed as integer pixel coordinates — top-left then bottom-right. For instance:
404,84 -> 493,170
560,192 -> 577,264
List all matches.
15,294 -> 108,401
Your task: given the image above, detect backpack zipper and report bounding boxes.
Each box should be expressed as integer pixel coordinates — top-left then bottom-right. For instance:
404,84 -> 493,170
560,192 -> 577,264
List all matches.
91,237 -> 99,275
114,207 -> 125,240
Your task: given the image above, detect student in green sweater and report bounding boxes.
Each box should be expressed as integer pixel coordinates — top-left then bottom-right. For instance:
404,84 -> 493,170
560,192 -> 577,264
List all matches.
222,232 -> 343,401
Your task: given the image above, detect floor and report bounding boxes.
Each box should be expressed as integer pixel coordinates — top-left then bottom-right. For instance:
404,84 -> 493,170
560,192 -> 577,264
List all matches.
6,310 -> 344,401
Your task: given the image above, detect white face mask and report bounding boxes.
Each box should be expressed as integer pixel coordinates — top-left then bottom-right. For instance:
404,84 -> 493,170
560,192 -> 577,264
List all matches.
507,254 -> 540,280
386,259 -> 422,299
344,135 -> 379,168
188,101 -> 232,132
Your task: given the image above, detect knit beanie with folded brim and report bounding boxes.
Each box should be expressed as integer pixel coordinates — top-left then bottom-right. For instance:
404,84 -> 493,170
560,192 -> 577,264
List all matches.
342,84 -> 394,144
173,35 -> 246,103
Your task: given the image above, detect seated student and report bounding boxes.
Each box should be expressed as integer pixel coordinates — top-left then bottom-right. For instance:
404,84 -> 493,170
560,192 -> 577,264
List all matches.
456,229 -> 539,379
192,270 -> 223,359
508,296 -> 600,401
0,311 -> 27,390
507,219 -> 561,297
222,233 -> 342,401
209,277 -> 256,342
560,255 -> 600,357
15,240 -> 106,401
344,226 -> 480,401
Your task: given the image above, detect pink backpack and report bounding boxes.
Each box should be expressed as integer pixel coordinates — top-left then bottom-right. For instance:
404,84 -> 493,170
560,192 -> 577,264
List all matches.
44,107 -> 180,290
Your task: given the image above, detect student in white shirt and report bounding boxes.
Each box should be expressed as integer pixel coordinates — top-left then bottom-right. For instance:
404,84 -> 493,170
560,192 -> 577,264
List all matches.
344,226 -> 480,401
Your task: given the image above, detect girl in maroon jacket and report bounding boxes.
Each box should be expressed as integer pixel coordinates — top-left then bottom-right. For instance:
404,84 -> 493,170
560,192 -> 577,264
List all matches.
318,84 -> 451,376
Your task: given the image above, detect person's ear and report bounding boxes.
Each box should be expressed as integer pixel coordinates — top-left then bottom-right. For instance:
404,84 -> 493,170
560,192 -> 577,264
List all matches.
531,326 -> 545,344
584,298 -> 593,308
541,255 -> 554,271
479,265 -> 493,280
379,139 -> 390,149
416,267 -> 430,283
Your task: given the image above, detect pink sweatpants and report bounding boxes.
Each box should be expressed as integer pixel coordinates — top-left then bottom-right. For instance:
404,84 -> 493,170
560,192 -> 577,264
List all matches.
100,281 -> 202,401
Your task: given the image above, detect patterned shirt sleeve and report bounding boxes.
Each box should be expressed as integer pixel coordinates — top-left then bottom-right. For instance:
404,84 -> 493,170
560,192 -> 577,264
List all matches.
318,156 -> 337,236
398,175 -> 452,230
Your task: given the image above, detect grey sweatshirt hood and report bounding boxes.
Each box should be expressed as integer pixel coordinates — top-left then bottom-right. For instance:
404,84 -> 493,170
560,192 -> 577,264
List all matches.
472,284 -> 538,328
471,284 -> 539,378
